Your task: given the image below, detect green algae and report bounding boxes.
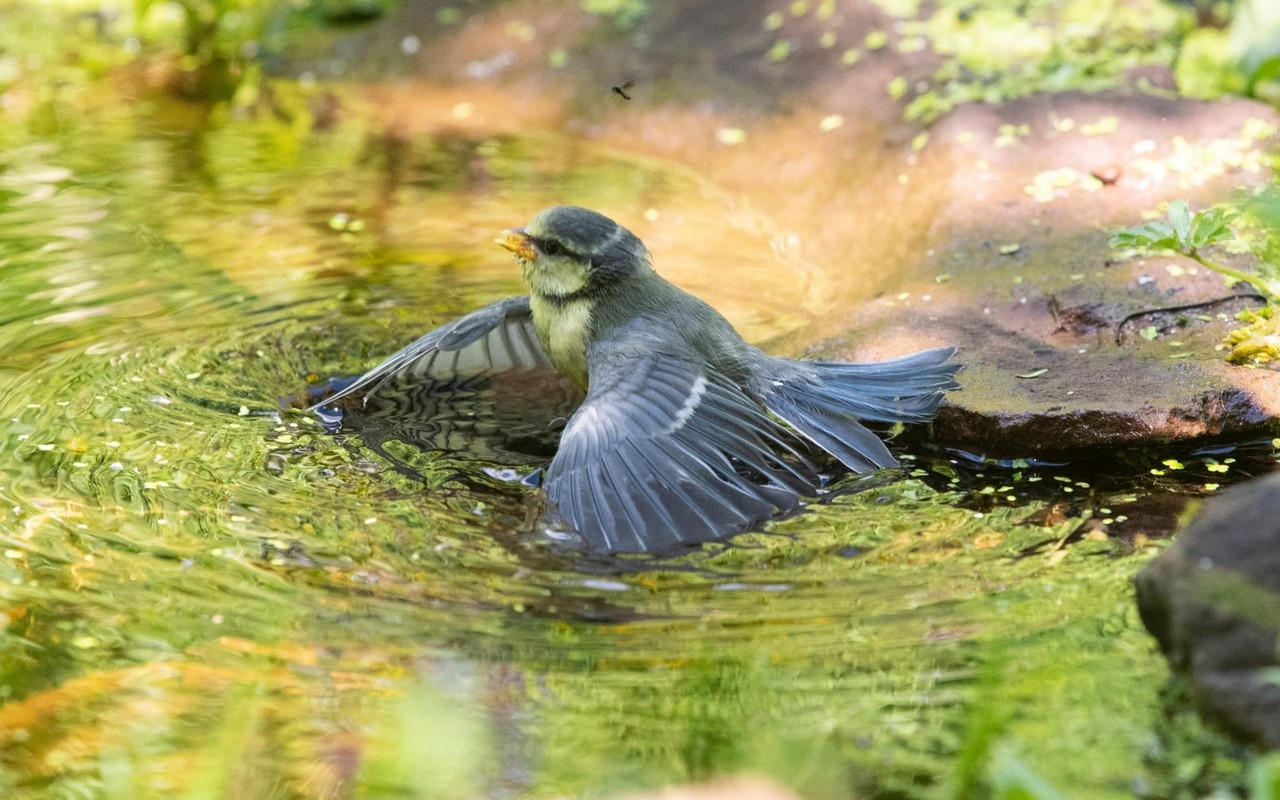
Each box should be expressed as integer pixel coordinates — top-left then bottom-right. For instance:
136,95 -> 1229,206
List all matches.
864,0 -> 1186,124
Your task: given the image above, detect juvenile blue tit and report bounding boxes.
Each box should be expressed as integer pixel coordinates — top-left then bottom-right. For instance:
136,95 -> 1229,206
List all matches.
316,206 -> 960,553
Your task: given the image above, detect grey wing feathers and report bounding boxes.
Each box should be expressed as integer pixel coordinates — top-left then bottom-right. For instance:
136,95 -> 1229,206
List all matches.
758,346 -> 961,473
310,296 -> 551,409
800,346 -> 960,422
546,327 -> 820,553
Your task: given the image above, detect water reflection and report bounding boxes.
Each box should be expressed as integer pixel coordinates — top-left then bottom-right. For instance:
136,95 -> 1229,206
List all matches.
318,368 -> 575,468
0,86 -> 1226,799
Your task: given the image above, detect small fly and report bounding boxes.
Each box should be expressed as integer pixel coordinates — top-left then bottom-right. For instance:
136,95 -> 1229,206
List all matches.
611,80 -> 636,100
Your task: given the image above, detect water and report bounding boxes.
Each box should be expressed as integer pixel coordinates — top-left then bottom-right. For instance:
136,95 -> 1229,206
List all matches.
0,85 -> 1263,799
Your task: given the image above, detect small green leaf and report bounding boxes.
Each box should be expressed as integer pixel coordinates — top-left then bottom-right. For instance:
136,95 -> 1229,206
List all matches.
1139,325 -> 1159,340
1141,221 -> 1178,246
1108,232 -> 1134,249
1167,200 -> 1192,248
1188,207 -> 1235,249
1110,220 -> 1179,251
1016,368 -> 1048,379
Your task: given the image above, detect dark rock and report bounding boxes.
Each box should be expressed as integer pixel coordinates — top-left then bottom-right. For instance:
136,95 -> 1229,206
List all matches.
1136,472 -> 1280,749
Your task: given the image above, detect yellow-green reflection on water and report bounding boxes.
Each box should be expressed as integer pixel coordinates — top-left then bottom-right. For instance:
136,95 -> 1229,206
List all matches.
0,88 -> 1215,800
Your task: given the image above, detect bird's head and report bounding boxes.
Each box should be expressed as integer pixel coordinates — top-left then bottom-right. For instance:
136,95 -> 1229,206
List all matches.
496,206 -> 652,301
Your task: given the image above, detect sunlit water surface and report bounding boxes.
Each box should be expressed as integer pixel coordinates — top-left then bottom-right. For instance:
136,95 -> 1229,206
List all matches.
0,91 -> 1266,800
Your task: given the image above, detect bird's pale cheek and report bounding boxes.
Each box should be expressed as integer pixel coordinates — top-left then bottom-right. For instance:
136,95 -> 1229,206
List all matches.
530,259 -> 591,297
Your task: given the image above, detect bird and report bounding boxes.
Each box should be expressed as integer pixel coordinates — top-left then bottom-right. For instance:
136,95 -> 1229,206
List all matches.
313,206 -> 960,553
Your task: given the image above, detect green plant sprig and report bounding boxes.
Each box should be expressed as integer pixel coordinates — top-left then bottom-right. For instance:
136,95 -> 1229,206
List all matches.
1110,200 -> 1280,305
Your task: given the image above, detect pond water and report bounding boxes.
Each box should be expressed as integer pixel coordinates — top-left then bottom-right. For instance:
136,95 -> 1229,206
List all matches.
0,83 -> 1271,799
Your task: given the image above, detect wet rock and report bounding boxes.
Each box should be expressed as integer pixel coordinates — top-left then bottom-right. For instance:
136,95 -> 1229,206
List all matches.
1136,472 -> 1280,748
814,90 -> 1280,459
910,309 -> 1280,458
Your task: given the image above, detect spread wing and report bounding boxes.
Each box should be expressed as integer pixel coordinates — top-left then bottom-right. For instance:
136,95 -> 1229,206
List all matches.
311,296 -> 552,409
545,321 -> 821,553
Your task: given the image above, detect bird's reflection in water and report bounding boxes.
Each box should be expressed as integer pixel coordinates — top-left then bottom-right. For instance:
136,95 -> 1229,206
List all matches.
316,368 -> 580,474
310,370 -> 739,580
310,367 -> 891,561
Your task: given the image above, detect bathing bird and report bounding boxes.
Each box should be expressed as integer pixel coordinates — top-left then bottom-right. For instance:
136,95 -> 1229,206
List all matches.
315,206 -> 960,553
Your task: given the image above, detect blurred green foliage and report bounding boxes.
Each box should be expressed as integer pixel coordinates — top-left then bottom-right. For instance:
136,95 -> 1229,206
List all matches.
580,0 -> 648,27
865,0 -> 1280,123
990,750 -> 1069,800
134,0 -> 272,99
1252,754 -> 1280,800
864,0 -> 1186,124
1176,0 -> 1280,105
0,0 -> 136,129
0,0 -> 393,103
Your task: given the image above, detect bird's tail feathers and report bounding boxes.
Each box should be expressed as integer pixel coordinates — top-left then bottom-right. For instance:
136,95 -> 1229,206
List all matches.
760,347 -> 960,473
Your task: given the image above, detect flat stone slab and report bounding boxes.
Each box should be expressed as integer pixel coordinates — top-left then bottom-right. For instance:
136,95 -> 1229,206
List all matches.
810,91 -> 1280,458
920,319 -> 1280,459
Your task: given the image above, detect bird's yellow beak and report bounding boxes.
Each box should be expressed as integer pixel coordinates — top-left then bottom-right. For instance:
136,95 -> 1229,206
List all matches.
496,228 -> 537,261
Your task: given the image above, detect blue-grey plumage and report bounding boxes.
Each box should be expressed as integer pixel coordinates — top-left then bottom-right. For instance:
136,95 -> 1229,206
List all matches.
315,206 -> 961,553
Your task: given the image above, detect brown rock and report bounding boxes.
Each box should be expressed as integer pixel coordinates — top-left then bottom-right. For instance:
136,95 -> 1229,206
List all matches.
814,91 -> 1280,458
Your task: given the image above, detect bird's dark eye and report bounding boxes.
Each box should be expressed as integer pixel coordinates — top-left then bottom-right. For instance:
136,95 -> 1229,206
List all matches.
541,239 -> 564,256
